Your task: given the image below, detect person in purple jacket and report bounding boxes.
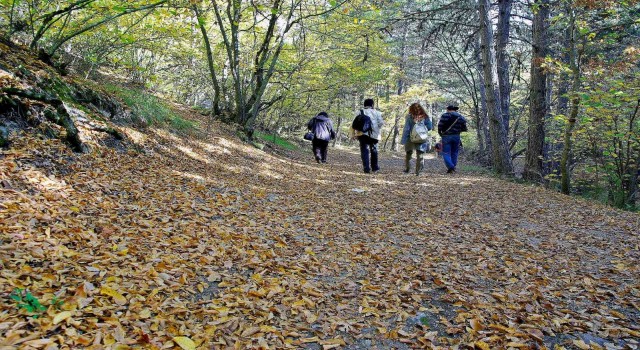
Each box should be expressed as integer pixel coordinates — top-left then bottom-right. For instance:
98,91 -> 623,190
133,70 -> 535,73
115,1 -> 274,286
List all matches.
307,111 -> 336,163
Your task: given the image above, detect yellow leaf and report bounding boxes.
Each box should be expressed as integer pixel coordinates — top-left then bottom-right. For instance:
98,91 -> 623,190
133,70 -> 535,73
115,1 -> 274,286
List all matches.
241,326 -> 261,337
52,311 -> 72,324
139,308 -> 151,319
475,341 -> 490,350
173,336 -> 196,350
506,342 -> 529,348
490,292 -> 507,302
260,325 -> 277,333
319,338 -> 345,346
100,287 -> 128,305
488,324 -> 516,333
300,337 -> 320,343
470,318 -> 484,331
573,339 -> 591,350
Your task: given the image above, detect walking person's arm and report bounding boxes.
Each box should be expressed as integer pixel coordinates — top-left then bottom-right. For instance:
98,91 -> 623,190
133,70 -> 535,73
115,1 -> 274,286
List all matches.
425,116 -> 433,131
437,114 -> 447,136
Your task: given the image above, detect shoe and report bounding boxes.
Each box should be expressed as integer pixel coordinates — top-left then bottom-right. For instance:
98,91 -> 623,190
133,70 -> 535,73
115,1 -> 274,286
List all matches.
403,170 -> 409,174
446,168 -> 455,174
316,159 -> 321,164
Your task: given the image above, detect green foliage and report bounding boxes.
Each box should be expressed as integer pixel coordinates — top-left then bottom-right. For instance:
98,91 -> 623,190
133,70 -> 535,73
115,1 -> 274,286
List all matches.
103,84 -> 198,132
51,295 -> 64,310
10,289 -> 46,315
254,131 -> 297,151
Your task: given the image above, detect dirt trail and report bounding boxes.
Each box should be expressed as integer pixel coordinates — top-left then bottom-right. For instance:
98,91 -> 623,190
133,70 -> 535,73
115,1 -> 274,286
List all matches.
1,127 -> 639,349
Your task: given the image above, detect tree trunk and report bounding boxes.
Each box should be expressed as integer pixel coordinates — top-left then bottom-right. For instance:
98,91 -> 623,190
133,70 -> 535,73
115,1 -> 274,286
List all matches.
397,23 -> 409,95
387,114 -> 401,151
478,0 -> 513,174
333,116 -> 342,147
496,0 -> 513,132
523,0 -> 549,181
193,5 -> 221,116
474,38 -> 491,163
560,12 -> 582,195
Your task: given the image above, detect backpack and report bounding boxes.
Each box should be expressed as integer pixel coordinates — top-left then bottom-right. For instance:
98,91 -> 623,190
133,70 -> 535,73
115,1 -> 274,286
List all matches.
352,109 -> 372,134
410,121 -> 430,143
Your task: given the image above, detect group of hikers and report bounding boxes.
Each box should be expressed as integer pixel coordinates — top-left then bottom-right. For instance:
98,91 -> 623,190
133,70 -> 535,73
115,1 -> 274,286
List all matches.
306,98 -> 468,174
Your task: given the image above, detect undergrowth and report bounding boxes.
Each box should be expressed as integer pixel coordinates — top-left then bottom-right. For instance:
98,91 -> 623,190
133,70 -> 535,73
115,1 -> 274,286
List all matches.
103,84 -> 198,132
255,131 -> 297,150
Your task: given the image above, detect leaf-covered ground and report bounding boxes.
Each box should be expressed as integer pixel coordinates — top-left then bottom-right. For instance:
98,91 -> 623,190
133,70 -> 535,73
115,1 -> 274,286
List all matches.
1,116 -> 639,350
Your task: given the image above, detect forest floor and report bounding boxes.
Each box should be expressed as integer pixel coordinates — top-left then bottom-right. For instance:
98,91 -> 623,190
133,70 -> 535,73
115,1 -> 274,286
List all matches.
1,110 -> 639,350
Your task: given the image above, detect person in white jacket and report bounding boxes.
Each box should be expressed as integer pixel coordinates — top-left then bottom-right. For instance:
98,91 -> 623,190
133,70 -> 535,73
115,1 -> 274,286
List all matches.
351,98 -> 384,173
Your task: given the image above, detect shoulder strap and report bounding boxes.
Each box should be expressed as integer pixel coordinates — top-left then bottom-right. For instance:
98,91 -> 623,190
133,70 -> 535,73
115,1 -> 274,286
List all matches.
443,115 -> 460,134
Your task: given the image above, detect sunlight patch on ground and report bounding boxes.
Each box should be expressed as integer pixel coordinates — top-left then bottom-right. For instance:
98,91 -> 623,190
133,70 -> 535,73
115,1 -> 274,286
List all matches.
258,168 -> 283,180
175,145 -> 210,164
151,128 -> 182,143
123,128 -> 146,144
200,142 -> 232,155
370,177 -> 402,186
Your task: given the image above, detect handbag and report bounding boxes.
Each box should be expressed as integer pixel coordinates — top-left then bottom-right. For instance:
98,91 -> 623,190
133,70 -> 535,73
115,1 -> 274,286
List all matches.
303,131 -> 314,141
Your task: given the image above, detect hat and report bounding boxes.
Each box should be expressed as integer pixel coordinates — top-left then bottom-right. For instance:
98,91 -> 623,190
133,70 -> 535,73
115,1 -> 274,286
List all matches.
446,105 -> 459,111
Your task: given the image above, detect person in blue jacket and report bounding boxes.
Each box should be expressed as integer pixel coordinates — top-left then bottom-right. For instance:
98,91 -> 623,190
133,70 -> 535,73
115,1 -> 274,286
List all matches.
401,103 -> 433,175
437,105 -> 468,173
307,111 -> 336,163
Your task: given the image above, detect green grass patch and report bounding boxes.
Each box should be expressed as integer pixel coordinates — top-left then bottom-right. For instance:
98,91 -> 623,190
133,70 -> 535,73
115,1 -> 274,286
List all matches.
103,84 -> 198,132
255,131 -> 297,150
458,164 -> 491,174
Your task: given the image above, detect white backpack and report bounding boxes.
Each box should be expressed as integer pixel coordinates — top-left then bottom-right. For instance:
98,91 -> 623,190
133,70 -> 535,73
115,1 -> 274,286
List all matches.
410,121 -> 430,143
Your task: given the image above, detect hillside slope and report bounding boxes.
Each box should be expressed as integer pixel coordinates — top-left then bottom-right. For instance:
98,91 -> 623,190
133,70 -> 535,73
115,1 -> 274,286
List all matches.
1,45 -> 640,349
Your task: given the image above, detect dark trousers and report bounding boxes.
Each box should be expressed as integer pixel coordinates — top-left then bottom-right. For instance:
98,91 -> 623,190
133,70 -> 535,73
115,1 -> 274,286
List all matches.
358,135 -> 379,173
312,139 -> 329,163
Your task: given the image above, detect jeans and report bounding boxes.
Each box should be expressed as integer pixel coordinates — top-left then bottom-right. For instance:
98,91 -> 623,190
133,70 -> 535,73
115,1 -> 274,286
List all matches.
358,135 -> 379,173
441,134 -> 461,170
312,139 -> 329,163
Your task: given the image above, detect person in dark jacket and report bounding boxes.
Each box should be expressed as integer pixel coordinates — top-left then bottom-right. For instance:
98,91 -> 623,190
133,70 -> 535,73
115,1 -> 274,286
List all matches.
307,112 -> 336,163
437,105 -> 468,173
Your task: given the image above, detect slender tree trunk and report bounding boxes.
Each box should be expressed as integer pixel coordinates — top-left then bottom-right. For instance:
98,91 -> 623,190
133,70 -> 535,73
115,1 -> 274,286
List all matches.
333,116 -> 342,147
332,97 -> 342,147
478,0 -> 513,174
193,6 -> 221,116
474,41 -> 491,163
388,114 -> 401,151
397,24 -> 409,95
496,0 -> 513,132
560,12 -> 582,194
524,0 -> 549,181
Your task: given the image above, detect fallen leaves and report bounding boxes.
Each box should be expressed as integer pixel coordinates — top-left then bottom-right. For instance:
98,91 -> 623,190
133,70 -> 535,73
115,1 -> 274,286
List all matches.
1,110 -> 639,350
172,336 -> 196,350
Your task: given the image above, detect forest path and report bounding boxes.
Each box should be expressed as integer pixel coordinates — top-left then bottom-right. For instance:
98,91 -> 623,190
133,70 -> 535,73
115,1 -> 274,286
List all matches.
1,127 -> 639,349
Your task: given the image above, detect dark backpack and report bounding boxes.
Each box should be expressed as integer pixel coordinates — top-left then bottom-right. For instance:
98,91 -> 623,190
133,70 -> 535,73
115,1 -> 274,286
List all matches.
352,109 -> 372,134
